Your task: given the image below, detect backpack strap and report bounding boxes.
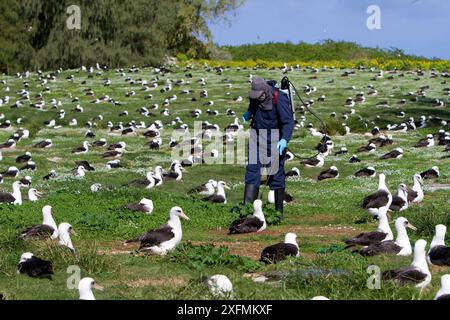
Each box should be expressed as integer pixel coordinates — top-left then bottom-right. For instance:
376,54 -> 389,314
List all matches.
273,89 -> 279,108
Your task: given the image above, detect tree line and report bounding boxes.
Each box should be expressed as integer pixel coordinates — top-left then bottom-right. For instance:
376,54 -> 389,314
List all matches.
0,0 -> 243,74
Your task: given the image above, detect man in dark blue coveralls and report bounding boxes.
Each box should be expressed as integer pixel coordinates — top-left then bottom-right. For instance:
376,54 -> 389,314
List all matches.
242,77 -> 295,213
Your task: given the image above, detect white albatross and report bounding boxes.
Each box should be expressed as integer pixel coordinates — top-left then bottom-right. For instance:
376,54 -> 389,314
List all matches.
0,181 -> 27,205
78,277 -> 104,300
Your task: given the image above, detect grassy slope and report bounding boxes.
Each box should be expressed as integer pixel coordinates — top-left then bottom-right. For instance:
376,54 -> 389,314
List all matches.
0,64 -> 449,300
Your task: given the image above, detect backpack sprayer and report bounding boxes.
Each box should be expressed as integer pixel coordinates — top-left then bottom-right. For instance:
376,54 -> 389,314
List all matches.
278,76 -> 329,160
257,76 -> 329,204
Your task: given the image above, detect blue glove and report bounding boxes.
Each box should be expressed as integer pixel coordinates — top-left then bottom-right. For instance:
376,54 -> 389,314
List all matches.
243,111 -> 252,123
277,139 -> 288,155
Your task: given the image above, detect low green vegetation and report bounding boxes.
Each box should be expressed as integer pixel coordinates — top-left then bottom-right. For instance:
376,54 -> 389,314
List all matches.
0,62 -> 448,300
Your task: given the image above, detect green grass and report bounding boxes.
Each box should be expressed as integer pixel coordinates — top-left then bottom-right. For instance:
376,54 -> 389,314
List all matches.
0,64 -> 449,300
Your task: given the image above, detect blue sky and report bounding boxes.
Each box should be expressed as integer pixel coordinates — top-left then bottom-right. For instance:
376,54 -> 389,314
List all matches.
208,0 -> 450,59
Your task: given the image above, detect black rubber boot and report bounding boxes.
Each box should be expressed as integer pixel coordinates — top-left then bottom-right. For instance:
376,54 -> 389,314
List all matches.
274,188 -> 285,214
243,184 -> 259,205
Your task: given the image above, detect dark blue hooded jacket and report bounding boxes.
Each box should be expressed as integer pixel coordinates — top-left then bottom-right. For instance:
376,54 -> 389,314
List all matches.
247,89 -> 295,143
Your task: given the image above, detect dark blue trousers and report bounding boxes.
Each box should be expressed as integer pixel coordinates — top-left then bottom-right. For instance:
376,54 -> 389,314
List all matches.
245,129 -> 286,190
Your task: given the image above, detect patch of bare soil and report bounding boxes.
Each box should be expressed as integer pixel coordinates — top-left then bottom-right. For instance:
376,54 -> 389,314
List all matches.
97,241 -> 135,255
426,184 -> 450,192
126,277 -> 187,288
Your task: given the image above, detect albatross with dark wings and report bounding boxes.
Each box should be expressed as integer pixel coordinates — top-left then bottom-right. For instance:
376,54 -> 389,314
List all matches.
126,206 -> 189,255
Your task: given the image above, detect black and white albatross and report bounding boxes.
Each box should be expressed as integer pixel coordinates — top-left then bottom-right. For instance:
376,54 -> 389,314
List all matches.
420,166 -> 440,180
382,239 -> 432,289
125,207 -> 189,255
362,174 -> 393,217
428,224 -> 450,266
345,211 -> 393,247
389,184 -> 409,212
124,198 -> 154,214
435,275 -> 450,300
229,200 -> 266,235
0,181 -> 27,205
260,233 -> 299,264
17,252 -> 53,278
203,181 -> 229,204
354,167 -> 376,178
301,153 -> 325,168
189,179 -> 217,196
358,217 -> 416,257
19,205 -> 59,240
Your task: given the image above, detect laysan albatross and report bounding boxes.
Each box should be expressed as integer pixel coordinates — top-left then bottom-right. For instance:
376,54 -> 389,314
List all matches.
229,200 -> 266,235
260,233 -> 300,264
126,206 -> 189,255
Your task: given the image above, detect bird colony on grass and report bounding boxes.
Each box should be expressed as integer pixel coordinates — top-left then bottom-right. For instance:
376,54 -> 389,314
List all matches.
0,62 -> 449,300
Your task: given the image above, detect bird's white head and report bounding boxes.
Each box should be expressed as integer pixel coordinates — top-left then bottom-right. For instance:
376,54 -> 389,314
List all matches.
78,277 -> 104,300
394,217 -> 416,232
170,207 -> 190,221
284,233 -> 298,246
139,198 -> 153,206
19,252 -> 34,263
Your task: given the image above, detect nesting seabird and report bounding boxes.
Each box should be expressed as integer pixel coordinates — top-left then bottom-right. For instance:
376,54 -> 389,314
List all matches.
345,211 -> 394,247
414,134 -> 435,148
189,179 -> 217,196
17,252 -> 53,278
358,143 -> 377,153
19,205 -> 59,239
92,139 -> 107,147
72,141 -> 90,154
203,181 -> 229,204
355,167 -> 376,178
106,160 -> 123,170
126,206 -> 190,255
260,233 -> 300,264
407,174 -> 424,204
78,277 -> 104,300
381,148 -> 404,160
0,139 -> 16,149
2,166 -> 19,178
334,147 -> 348,156
229,200 -> 267,235
102,149 -> 123,158
34,139 -> 52,148
362,174 -> 393,217
205,275 -> 233,298
129,172 -> 156,189
21,161 -> 36,171
435,275 -> 450,300
318,166 -> 339,181
153,166 -> 163,186
28,188 -> 43,202
43,170 -> 57,180
15,152 -> 32,163
58,223 -> 75,252
286,167 -> 300,178
124,198 -> 154,215
163,163 -> 183,181
74,166 -> 87,178
382,239 -> 432,289
267,190 -> 293,204
428,225 -> 450,266
349,155 -> 361,163
359,217 -> 416,257
0,180 -> 26,205
389,184 -> 409,212
420,166 -> 440,180
301,153 -> 325,168
108,141 -> 126,151
75,160 -> 95,171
